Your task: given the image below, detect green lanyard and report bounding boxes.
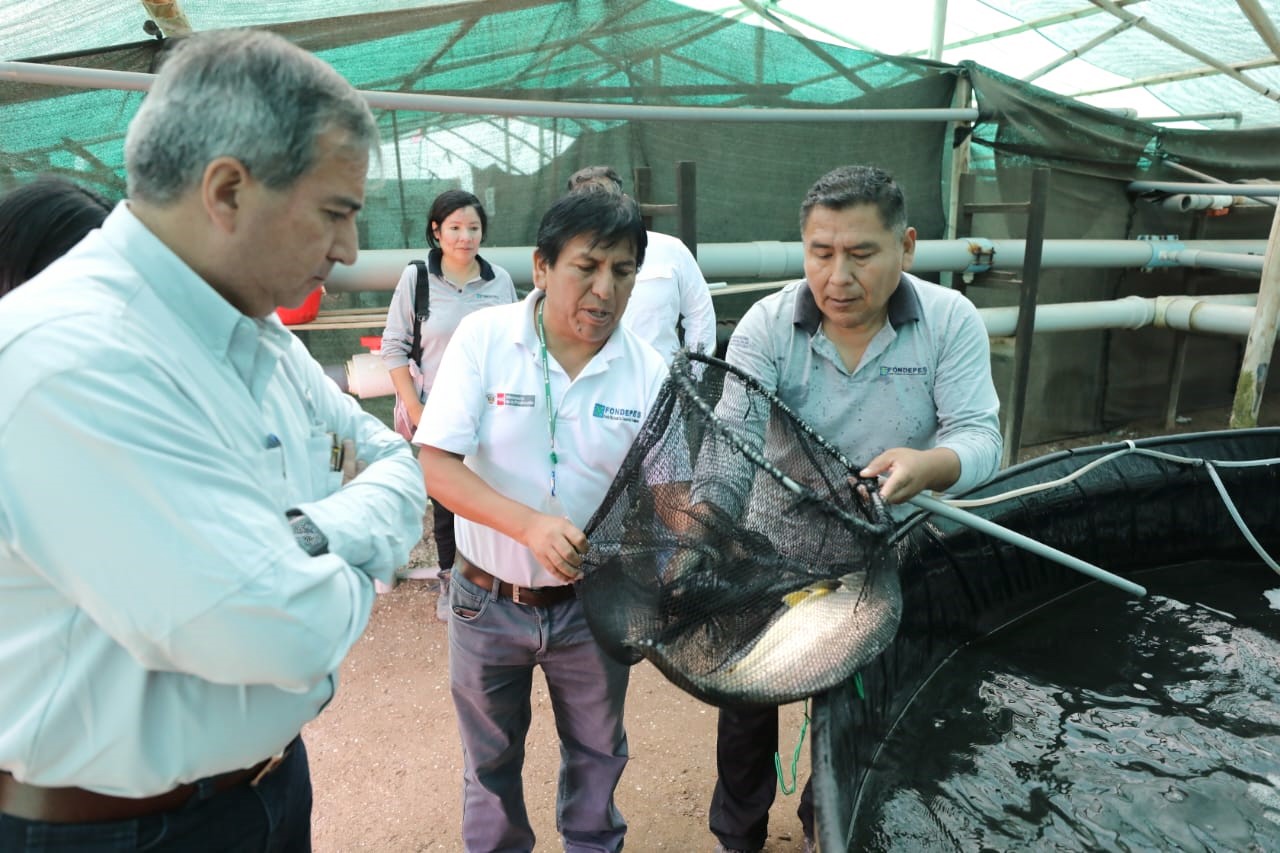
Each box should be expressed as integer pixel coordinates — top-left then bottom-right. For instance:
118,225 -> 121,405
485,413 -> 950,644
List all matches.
535,299 -> 560,497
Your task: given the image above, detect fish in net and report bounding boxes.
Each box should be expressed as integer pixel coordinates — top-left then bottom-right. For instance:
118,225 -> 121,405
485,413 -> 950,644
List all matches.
578,350 -> 907,707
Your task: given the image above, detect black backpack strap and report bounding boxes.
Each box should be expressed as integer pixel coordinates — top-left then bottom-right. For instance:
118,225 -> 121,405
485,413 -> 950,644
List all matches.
408,260 -> 430,365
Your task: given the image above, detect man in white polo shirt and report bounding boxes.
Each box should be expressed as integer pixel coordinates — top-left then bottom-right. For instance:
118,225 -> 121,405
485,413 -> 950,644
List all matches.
417,188 -> 668,852
707,165 -> 1002,853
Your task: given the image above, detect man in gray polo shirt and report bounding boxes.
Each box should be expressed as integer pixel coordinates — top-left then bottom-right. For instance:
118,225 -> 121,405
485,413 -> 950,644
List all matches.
708,164 -> 1002,853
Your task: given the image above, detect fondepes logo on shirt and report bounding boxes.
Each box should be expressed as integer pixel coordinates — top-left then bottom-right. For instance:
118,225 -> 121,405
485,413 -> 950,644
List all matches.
592,403 -> 642,423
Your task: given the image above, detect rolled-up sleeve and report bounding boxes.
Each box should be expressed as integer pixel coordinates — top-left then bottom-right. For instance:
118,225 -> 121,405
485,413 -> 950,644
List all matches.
379,266 -> 417,371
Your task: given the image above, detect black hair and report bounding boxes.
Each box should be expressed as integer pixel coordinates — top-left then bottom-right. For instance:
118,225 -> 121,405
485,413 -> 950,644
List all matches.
535,187 -> 647,269
426,189 -> 488,248
0,176 -> 113,297
800,165 -> 908,237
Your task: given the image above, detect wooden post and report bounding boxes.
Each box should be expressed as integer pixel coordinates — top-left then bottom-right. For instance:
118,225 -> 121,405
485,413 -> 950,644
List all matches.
1229,202 -> 1280,428
676,160 -> 697,258
633,166 -> 653,232
139,1 -> 193,36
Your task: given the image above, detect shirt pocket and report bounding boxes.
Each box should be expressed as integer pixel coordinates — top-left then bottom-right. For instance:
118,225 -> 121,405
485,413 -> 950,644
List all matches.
305,430 -> 344,501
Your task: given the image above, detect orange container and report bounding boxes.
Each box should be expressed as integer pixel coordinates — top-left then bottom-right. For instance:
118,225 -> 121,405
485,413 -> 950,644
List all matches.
277,286 -> 324,325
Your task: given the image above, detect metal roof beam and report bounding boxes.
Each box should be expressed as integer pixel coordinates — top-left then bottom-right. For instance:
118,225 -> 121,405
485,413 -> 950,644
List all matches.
735,0 -> 874,93
741,0 -> 936,86
1236,0 -> 1280,62
392,19 -> 477,93
1026,17 -> 1138,82
930,0 -> 948,61
1071,55 -> 1280,96
760,3 -> 878,53
578,11 -> 750,89
910,0 -> 1145,54
505,0 -> 650,83
1142,110 -> 1244,125
1088,0 -> 1280,102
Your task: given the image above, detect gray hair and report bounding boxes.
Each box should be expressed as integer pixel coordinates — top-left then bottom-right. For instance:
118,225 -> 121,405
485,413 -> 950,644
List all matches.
566,165 -> 623,194
800,165 -> 908,238
125,29 -> 378,204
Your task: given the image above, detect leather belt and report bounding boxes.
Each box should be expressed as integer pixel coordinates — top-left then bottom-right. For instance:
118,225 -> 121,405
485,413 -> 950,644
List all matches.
0,743 -> 292,824
458,555 -> 576,607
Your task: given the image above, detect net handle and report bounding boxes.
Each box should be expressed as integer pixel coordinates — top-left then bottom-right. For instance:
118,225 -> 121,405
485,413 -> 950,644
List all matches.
908,492 -> 1146,597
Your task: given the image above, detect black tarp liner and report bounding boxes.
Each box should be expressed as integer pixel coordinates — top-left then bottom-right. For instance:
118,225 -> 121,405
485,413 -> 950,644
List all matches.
809,427 -> 1280,852
962,65 -> 1279,443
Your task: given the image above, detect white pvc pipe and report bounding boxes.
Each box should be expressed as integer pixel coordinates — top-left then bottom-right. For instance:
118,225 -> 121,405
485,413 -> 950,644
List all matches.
345,352 -> 394,399
0,60 -> 979,124
336,294 -> 1261,398
326,239 -> 1268,291
1164,249 -> 1265,272
979,295 -> 1257,337
1160,194 -> 1234,212
1128,181 -> 1280,198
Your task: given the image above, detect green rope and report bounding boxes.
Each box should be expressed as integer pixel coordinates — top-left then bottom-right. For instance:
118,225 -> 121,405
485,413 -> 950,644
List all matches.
774,674 -> 864,796
774,700 -> 810,795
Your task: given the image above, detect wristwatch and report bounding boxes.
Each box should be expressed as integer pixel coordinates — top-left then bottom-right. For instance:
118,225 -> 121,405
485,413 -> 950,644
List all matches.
286,509 -> 329,556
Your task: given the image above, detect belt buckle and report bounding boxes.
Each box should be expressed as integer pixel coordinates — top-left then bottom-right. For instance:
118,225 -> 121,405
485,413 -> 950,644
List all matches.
511,584 -> 523,605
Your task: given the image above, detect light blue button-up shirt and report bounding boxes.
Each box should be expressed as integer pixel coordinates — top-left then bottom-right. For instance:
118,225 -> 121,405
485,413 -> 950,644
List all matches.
0,204 -> 426,796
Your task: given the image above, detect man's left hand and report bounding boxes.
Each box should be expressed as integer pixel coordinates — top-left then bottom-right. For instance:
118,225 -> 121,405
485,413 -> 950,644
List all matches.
860,446 -> 960,504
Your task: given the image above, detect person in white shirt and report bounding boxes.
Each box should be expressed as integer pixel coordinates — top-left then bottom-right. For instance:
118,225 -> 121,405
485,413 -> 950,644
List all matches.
0,30 -> 426,852
417,188 -> 668,852
566,165 -> 717,363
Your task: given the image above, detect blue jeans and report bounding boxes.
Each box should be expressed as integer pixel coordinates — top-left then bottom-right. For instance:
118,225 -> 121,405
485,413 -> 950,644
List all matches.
449,566 -> 630,852
0,737 -> 311,852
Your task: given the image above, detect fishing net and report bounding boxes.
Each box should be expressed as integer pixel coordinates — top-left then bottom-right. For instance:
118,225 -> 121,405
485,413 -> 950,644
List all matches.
579,350 -> 906,707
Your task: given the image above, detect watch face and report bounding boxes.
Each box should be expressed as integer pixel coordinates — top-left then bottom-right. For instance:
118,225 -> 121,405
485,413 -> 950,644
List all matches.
290,514 -> 329,556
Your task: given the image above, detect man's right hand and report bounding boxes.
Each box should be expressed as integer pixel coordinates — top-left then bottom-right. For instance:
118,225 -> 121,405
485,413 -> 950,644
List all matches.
522,513 -> 588,582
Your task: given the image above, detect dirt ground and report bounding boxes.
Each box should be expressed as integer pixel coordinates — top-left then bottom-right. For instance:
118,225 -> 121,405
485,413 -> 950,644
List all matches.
305,400 -> 1278,852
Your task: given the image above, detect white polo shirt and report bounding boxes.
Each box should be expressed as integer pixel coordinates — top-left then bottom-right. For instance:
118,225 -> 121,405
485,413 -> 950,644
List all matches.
623,231 -> 717,364
416,290 -> 669,588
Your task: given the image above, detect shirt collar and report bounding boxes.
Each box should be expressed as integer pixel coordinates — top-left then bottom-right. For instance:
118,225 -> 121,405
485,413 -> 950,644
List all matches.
428,247 -> 495,282
103,203 -> 289,398
515,289 -> 629,368
793,273 -> 923,334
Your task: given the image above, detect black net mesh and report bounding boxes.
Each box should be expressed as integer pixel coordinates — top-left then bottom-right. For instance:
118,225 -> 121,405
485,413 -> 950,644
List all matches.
578,350 -> 906,707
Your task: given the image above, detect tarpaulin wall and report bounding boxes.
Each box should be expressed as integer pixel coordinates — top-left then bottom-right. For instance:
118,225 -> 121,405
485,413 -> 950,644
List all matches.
964,64 -> 1278,443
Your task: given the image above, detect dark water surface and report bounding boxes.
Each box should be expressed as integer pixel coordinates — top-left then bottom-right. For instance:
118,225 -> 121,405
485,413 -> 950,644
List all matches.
854,561 -> 1280,852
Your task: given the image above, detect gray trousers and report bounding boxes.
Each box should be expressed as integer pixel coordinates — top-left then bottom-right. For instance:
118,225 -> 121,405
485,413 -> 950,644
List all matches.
448,566 -> 630,852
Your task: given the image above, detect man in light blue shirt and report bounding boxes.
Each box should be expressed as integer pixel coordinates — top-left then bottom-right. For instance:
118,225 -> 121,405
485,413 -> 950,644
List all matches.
707,165 -> 1002,853
0,29 -> 426,852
